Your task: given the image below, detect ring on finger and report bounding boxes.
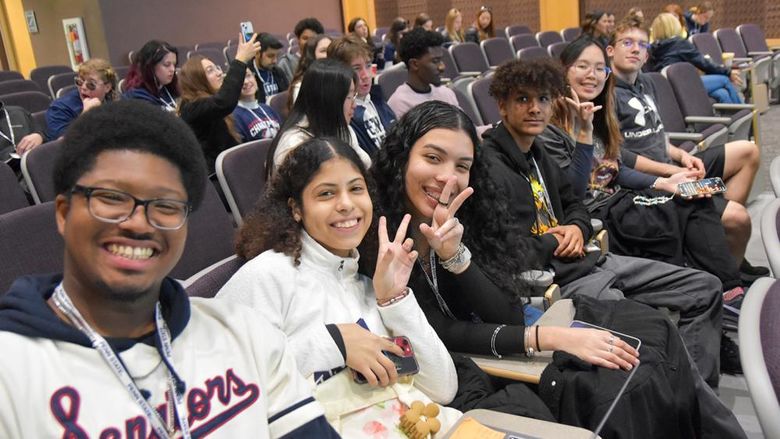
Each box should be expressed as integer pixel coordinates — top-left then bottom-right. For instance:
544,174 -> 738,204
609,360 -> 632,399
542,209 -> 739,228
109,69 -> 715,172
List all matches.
437,199 -> 449,207
608,345 -> 613,353
608,335 -> 615,345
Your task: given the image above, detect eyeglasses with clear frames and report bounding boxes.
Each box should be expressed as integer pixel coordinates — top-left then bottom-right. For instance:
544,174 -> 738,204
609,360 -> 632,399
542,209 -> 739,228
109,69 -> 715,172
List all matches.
572,63 -> 611,79
70,185 -> 191,230
204,64 -> 223,76
617,38 -> 650,51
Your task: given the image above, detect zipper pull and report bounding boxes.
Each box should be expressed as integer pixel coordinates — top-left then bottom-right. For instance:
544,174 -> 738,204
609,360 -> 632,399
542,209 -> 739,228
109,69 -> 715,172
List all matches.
338,260 -> 344,271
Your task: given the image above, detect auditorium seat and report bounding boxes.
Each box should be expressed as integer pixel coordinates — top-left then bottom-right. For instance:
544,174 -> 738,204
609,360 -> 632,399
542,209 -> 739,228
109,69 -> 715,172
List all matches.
378,67 -> 408,102
0,71 -> 24,83
511,34 -> 540,53
215,139 -> 273,225
452,87 -> 482,126
715,28 -> 771,93
738,276 -> 780,438
0,202 -> 63,293
169,182 -> 235,280
762,199 -> 780,276
561,27 -> 581,42
268,91 -> 290,122
645,72 -> 728,151
195,41 -> 224,51
547,42 -> 568,60
481,38 -> 515,67
0,79 -> 41,96
0,161 -> 29,215
29,65 -> 72,95
468,75 -> 501,125
535,31 -> 563,48
183,255 -> 243,298
737,24 -> 780,94
505,25 -> 532,40
450,43 -> 490,75
21,138 -> 63,204
0,91 -> 52,113
770,156 -> 780,197
662,62 -> 755,142
187,48 -> 225,67
47,72 -> 77,98
517,47 -> 550,62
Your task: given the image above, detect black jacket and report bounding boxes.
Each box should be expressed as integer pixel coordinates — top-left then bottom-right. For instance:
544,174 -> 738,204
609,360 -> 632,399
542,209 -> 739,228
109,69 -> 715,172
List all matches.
350,85 -> 396,156
481,123 -> 597,284
648,37 -> 730,76
179,59 -> 247,173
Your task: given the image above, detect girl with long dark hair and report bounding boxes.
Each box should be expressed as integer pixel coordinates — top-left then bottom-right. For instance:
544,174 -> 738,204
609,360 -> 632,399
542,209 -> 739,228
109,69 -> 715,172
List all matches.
287,34 -> 332,108
267,59 -> 369,177
218,137 -> 459,436
124,40 -> 179,112
369,100 -> 746,438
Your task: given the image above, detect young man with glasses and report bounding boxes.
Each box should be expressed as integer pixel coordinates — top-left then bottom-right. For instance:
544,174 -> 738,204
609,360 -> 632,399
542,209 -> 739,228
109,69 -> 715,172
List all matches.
0,100 -> 337,438
328,35 -> 396,156
609,18 -> 767,289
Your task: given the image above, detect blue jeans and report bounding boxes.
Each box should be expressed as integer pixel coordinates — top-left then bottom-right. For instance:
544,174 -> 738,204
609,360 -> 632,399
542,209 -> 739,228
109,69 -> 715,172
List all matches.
701,74 -> 742,103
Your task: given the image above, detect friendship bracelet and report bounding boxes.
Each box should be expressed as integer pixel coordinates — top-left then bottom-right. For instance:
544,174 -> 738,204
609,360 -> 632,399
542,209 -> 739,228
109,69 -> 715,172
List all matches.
490,324 -> 506,359
377,287 -> 410,307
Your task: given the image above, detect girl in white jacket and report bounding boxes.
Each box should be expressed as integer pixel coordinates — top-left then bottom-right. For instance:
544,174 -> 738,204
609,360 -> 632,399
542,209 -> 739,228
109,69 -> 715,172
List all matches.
217,136 -> 458,435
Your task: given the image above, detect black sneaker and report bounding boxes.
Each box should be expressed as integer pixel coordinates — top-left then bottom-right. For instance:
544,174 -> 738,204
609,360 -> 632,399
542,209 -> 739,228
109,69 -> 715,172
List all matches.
740,259 -> 770,285
720,332 -> 742,375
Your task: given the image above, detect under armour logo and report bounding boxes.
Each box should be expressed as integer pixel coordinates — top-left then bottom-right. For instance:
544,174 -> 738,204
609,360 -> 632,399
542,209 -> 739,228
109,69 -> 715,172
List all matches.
627,97 -> 646,126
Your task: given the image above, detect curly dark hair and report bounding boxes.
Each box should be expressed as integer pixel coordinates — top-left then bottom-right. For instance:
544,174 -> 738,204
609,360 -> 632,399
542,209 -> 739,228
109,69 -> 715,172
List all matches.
398,27 -> 445,67
489,58 -> 566,102
294,18 -> 324,38
237,137 -> 373,263
370,101 -> 533,302
54,100 -> 207,210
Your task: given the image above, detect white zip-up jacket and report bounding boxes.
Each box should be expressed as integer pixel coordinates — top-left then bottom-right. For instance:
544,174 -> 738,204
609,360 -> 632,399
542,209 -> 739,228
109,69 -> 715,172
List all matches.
217,232 -> 457,404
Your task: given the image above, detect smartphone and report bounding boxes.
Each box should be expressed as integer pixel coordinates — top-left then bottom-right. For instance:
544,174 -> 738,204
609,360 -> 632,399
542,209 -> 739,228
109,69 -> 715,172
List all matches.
677,177 -> 727,198
570,320 -> 642,351
240,21 -> 254,43
354,336 -> 419,384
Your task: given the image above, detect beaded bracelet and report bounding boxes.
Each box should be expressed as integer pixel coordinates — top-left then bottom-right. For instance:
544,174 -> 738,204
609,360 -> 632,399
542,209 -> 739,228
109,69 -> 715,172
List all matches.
490,324 -> 506,359
377,287 -> 410,307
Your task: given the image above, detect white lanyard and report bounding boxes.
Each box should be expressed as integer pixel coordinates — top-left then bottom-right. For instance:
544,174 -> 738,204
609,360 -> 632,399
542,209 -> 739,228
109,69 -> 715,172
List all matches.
51,284 -> 191,439
0,108 -> 16,146
252,61 -> 275,87
159,87 -> 177,112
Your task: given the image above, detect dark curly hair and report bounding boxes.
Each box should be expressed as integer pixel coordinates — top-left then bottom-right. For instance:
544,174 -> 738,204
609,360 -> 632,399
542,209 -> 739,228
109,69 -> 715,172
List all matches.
294,17 -> 324,38
398,27 -> 445,67
54,100 -> 207,210
237,137 -> 373,263
370,101 -> 533,302
489,58 -> 566,102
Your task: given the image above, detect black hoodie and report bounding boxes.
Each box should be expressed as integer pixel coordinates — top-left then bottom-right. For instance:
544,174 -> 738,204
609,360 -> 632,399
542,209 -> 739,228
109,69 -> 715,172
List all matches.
648,37 -> 730,76
482,123 -> 599,285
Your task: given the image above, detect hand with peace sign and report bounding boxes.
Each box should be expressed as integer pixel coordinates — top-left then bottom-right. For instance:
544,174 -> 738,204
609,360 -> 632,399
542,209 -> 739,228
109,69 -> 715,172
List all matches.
373,214 -> 418,303
419,176 -> 474,261
564,87 -> 602,145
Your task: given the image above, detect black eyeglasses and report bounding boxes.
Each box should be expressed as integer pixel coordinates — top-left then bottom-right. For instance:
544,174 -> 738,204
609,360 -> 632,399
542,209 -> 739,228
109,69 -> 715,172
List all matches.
70,185 -> 191,230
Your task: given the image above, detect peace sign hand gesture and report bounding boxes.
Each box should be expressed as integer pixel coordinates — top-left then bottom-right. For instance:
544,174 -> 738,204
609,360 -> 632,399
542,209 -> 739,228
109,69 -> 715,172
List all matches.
419,176 -> 474,261
373,214 -> 418,302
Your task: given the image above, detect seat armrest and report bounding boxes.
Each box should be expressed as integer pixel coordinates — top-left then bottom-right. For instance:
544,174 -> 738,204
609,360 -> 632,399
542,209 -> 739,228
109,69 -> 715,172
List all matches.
748,51 -> 773,57
733,57 -> 752,63
458,71 -> 481,77
590,218 -> 603,233
685,116 -> 732,124
667,132 -> 704,141
712,103 -> 754,111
